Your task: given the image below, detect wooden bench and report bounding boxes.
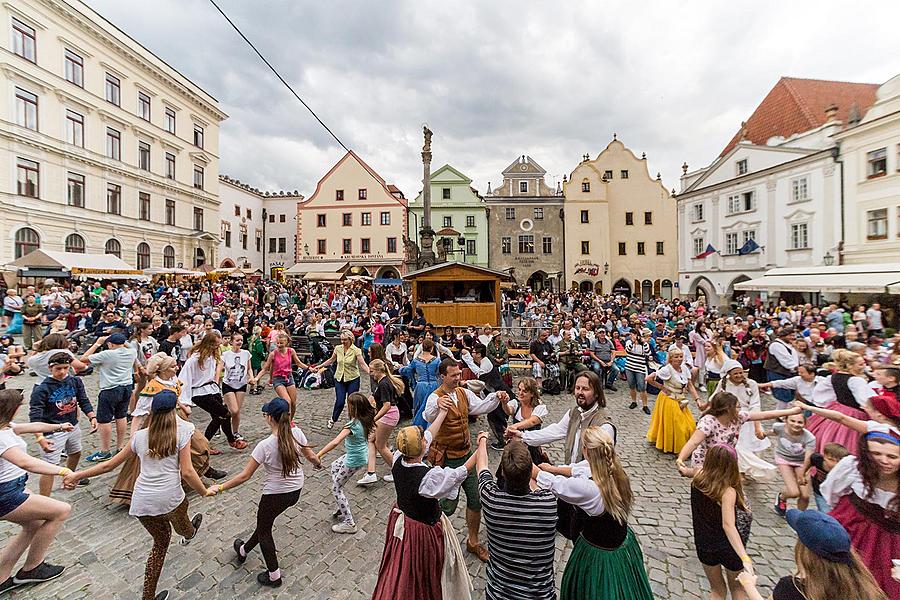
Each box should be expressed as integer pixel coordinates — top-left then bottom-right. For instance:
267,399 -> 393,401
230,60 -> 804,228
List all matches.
507,348 -> 533,371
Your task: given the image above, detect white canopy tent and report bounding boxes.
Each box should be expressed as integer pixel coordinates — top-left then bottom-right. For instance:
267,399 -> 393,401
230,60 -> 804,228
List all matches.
735,263 -> 900,294
284,261 -> 349,277
8,250 -> 146,281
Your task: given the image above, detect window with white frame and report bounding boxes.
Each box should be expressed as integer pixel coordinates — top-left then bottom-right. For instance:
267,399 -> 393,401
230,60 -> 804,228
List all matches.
736,159 -> 748,175
442,216 -> 452,228
105,73 -> 120,105
518,234 -> 534,254
138,92 -> 151,121
725,232 -> 739,255
501,237 -> 511,254
15,88 -> 38,130
505,207 -> 515,220
692,237 -> 705,257
867,208 -> 888,240
65,110 -> 84,147
692,203 -> 704,222
64,50 -> 84,87
790,223 -> 809,249
867,148 -> 887,178
12,18 -> 36,62
466,215 -> 475,227
742,229 -> 757,244
164,108 -> 176,134
727,191 -> 755,214
533,207 -> 543,220
791,177 -> 809,202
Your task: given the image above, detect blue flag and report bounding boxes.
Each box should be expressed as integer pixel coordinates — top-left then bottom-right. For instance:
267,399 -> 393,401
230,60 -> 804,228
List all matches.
738,238 -> 760,255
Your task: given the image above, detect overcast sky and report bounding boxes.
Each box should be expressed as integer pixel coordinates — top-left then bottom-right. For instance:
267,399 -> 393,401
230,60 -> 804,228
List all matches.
88,0 -> 900,198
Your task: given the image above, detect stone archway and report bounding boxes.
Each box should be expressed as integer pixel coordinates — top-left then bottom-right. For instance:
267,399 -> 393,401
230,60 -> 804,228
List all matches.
220,258 -> 236,268
612,278 -> 631,296
376,266 -> 400,280
579,280 -> 593,293
689,276 -> 717,305
728,274 -> 752,302
527,270 -> 548,291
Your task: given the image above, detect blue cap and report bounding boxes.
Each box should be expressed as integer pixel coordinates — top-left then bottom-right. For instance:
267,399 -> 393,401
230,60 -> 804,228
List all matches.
151,390 -> 178,413
261,398 -> 290,419
785,509 -> 852,564
107,333 -> 127,345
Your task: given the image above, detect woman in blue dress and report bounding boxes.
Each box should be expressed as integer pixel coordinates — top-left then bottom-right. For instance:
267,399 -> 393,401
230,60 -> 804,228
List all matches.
400,339 -> 440,429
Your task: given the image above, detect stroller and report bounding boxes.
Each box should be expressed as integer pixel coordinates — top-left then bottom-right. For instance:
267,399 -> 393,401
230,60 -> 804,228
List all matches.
308,333 -> 333,365
542,359 -> 562,395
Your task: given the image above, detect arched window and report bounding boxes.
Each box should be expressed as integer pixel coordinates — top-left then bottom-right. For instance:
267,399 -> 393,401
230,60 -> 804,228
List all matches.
14,227 -> 40,259
104,238 -> 121,258
194,247 -> 205,268
661,279 -> 673,300
163,246 -> 175,268
641,279 -> 653,302
65,233 -> 85,253
136,242 -> 150,269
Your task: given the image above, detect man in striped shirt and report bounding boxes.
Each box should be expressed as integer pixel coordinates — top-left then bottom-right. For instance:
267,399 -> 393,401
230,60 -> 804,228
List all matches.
476,439 -> 557,600
625,329 -> 652,414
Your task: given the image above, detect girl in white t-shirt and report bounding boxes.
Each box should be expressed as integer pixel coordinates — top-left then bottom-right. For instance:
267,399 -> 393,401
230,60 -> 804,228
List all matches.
221,333 -> 254,441
65,390 -> 208,600
0,389 -> 74,591
502,377 -> 551,466
207,398 -> 321,589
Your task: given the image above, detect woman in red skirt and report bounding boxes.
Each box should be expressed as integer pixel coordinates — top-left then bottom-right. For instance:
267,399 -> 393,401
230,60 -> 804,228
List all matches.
821,417 -> 900,598
372,401 -> 477,600
807,350 -> 874,454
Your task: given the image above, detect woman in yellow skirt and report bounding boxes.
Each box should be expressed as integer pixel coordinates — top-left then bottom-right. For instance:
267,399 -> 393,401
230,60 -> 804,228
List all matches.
646,348 -> 704,454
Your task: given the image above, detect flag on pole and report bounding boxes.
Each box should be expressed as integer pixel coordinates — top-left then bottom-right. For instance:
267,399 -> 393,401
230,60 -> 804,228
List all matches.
738,238 -> 761,255
694,244 -> 717,259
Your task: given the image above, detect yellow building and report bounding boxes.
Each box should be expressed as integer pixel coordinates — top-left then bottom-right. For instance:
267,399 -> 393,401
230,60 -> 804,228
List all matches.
564,137 -> 678,299
293,151 -> 406,279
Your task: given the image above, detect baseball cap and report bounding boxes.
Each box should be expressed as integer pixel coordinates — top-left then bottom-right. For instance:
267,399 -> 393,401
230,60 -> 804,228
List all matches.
107,333 -> 127,345
151,390 -> 178,413
785,509 -> 852,564
261,398 -> 290,419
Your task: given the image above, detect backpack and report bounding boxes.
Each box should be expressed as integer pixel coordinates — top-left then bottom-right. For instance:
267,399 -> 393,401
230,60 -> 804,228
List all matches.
542,378 -> 561,395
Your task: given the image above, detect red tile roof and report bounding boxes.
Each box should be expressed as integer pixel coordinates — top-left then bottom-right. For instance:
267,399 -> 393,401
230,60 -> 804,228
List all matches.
719,77 -> 879,156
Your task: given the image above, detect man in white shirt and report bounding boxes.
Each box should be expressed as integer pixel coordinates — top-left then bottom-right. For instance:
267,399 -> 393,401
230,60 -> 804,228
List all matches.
765,326 -> 800,406
508,370 -> 614,465
423,359 -> 508,563
866,303 -> 884,337
477,324 -> 494,347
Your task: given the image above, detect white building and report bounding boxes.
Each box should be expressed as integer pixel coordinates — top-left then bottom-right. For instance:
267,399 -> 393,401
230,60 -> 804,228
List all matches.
677,77 -> 878,307
835,74 -> 900,265
218,175 -> 303,279
3,0 -> 227,271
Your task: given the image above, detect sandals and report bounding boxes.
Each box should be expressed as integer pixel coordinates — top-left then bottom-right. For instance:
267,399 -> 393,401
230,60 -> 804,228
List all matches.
230,439 -> 249,450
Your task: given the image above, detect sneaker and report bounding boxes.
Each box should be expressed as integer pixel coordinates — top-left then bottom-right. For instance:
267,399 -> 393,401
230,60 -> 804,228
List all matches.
382,474 -> 394,483
642,406 -> 652,415
327,419 -> 335,429
628,402 -> 638,410
85,451 -> 112,463
331,522 -> 358,534
774,493 -> 787,517
205,467 -> 227,480
77,478 -> 91,486
180,514 -> 203,545
357,472 -> 378,486
233,538 -> 247,564
0,577 -> 20,594
155,591 -> 169,600
490,441 -> 505,451
229,439 -> 248,450
13,562 -> 65,584
605,385 -> 617,392
256,571 -> 282,588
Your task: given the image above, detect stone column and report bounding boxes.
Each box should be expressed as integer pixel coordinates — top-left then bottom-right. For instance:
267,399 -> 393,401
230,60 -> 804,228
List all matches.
418,126 -> 436,266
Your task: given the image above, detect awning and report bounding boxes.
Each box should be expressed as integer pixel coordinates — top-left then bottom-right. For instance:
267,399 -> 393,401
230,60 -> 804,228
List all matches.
735,263 -> 900,294
8,250 -> 145,280
373,278 -> 403,286
285,261 -> 349,276
303,272 -> 346,282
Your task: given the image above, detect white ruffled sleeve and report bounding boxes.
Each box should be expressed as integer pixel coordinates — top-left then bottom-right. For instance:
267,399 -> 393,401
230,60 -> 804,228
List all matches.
820,455 -> 859,509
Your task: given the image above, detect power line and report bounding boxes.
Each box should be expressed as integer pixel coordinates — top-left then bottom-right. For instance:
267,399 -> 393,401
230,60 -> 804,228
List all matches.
207,0 -> 351,153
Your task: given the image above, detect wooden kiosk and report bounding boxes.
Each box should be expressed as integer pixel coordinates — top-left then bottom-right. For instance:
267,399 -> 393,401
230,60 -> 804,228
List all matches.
404,262 -> 511,327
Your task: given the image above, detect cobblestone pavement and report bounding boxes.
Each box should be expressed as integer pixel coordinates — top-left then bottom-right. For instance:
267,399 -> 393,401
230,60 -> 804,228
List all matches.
3,372 -> 798,599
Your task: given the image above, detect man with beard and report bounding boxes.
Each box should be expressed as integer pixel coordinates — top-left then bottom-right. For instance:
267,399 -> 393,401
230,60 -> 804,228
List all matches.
507,370 -> 615,464
422,358 -> 510,562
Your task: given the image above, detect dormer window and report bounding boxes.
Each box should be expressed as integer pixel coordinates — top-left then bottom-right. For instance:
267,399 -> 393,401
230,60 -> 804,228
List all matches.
582,180 -> 590,192
519,181 -> 528,193
736,159 -> 748,175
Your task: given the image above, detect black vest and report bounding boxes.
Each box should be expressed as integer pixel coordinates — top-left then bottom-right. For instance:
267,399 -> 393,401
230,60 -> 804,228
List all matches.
764,340 -> 796,376
832,373 -> 857,409
392,459 -> 441,525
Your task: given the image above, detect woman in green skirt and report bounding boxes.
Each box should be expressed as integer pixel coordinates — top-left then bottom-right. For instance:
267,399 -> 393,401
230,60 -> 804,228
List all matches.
536,425 -> 653,600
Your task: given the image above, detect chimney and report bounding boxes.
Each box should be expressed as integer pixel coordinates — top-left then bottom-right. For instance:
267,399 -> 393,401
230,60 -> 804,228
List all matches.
824,104 -> 838,122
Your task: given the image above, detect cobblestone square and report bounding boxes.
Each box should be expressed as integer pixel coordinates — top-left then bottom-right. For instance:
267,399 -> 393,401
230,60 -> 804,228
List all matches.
2,372 -> 799,599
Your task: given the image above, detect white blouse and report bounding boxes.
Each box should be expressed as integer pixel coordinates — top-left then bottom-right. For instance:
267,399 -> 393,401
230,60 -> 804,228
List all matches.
821,452 -> 896,510
769,375 -> 825,403
656,364 -> 691,385
536,469 -> 606,516
391,431 -> 469,501
811,374 -> 875,408
507,399 -> 549,423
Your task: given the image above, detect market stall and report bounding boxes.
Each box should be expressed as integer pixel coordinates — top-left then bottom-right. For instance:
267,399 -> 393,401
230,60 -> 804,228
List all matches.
7,250 -> 145,282
404,262 -> 511,327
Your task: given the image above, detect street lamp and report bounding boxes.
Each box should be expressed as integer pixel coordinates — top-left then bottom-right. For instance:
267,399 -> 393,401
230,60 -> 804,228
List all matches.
303,243 -> 310,256
603,262 -> 609,274
823,252 -> 834,266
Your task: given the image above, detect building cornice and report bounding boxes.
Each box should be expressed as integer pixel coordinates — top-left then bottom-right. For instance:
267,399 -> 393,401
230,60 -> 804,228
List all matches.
676,149 -> 832,201
38,0 -> 228,122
